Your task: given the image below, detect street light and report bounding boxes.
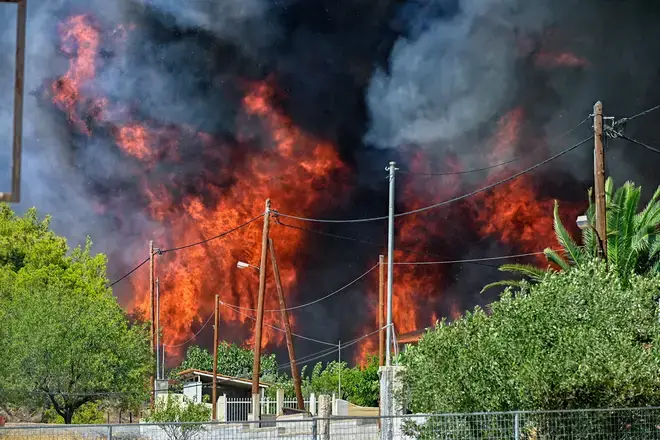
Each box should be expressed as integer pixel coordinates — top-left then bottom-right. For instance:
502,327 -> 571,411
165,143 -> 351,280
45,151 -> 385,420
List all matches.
237,261 -> 260,271
576,215 -> 588,230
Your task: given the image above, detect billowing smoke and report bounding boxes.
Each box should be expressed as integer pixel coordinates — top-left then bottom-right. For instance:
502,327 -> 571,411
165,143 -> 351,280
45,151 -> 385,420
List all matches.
1,0 -> 660,364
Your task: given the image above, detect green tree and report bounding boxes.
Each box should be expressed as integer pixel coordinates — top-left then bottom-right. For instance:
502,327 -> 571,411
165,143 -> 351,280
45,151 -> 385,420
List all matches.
484,178 -> 660,291
146,394 -> 210,440
170,343 -> 278,379
0,204 -> 151,424
404,259 -> 660,414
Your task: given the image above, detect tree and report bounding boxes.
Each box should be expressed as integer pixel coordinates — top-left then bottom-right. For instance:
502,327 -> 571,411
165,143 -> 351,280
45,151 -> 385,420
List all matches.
170,343 -> 278,380
483,178 -> 660,291
146,394 -> 210,440
0,204 -> 151,423
404,260 -> 660,414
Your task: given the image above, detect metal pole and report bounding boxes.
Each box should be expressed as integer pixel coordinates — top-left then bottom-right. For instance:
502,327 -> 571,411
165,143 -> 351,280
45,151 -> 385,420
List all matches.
149,240 -> 155,406
385,161 -> 396,366
338,340 -> 342,399
593,101 -> 607,260
212,294 -> 220,420
251,199 -> 271,420
514,412 -> 520,440
155,278 -> 160,380
269,238 -> 305,411
378,255 -> 385,367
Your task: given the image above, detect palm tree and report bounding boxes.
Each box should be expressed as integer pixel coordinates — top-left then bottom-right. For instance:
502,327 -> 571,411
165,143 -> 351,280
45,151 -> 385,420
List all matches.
483,178 -> 660,292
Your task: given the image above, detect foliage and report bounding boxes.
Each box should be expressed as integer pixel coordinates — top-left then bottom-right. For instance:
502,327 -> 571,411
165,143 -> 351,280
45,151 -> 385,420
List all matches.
169,343 -> 278,381
0,204 -> 151,424
271,356 -> 380,407
404,259 -> 660,414
43,402 -> 106,425
145,394 -> 210,440
483,178 -> 660,291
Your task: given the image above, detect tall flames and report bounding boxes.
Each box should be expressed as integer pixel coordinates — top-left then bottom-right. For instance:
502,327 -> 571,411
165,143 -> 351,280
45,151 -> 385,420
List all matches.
50,13 -> 586,366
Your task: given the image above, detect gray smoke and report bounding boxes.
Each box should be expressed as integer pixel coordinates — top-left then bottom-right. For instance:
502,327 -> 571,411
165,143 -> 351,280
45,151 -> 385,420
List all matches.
365,0 -> 553,149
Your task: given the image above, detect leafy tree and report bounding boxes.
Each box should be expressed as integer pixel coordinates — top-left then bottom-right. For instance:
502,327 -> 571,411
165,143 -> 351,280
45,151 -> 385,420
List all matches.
170,343 -> 278,380
271,356 -> 380,407
484,178 -> 660,291
44,402 -> 106,424
0,204 -> 151,424
404,259 -> 660,414
146,394 -> 210,440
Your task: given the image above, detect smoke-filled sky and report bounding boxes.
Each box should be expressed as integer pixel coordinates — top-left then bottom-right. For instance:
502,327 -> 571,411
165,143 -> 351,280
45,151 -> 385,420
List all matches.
2,0 -> 660,364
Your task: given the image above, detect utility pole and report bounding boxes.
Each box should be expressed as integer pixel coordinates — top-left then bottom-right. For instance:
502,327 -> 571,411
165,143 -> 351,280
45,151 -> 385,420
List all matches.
269,238 -> 305,411
385,162 -> 397,366
212,294 -> 220,420
593,101 -> 607,258
155,278 -> 160,380
338,340 -> 342,399
251,199 -> 271,421
378,254 -> 385,367
149,240 -> 155,406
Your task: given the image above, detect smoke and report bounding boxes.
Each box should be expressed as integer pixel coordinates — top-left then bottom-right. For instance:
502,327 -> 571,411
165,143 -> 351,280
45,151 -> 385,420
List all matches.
365,0 -> 554,149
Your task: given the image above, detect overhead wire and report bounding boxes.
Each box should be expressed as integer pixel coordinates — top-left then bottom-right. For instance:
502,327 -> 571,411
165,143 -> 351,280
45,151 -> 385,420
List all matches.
219,263 -> 380,313
392,251 -> 550,265
108,213 -> 264,287
220,302 -> 337,347
398,117 -> 589,176
274,136 -> 593,223
163,312 -> 215,348
617,133 -> 660,156
616,103 -> 660,125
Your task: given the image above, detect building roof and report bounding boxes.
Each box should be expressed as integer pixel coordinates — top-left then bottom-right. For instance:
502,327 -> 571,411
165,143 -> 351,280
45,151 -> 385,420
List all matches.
397,328 -> 427,345
176,369 -> 270,389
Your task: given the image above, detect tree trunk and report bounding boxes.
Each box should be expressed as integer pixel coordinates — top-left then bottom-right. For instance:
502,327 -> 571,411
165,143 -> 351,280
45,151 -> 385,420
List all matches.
63,409 -> 73,424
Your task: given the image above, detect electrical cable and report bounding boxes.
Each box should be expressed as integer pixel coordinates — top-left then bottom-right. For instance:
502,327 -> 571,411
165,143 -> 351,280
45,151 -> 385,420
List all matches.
274,136 -> 592,223
160,214 -> 265,253
618,133 -> 660,156
617,103 -> 660,125
109,257 -> 150,287
219,263 -> 379,313
163,312 -> 215,348
398,117 -> 589,177
392,251 -> 549,265
220,302 -> 337,347
108,214 -> 264,287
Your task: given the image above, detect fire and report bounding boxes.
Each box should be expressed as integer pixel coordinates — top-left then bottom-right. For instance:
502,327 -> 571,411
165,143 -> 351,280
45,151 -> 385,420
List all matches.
50,15 -> 349,354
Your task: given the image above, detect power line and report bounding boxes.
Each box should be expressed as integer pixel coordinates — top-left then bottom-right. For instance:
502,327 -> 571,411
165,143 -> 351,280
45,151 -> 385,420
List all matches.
109,256 -> 150,287
108,214 -> 264,287
616,103 -> 660,125
219,263 -> 379,313
274,136 -> 592,223
618,133 -> 660,156
392,251 -> 549,265
220,302 -> 337,347
398,117 -> 589,177
163,312 -> 215,348
160,214 -> 265,253
276,220 -> 500,269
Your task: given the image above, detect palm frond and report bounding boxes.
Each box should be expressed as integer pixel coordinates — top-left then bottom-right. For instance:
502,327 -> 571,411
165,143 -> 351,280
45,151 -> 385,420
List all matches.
582,189 -> 598,257
614,182 -> 642,283
481,280 -> 527,294
498,263 -> 548,282
552,200 -> 584,267
544,248 -> 571,272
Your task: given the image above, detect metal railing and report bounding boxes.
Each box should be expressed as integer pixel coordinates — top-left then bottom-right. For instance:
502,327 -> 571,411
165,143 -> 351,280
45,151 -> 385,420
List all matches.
2,407 -> 660,440
223,398 -> 312,422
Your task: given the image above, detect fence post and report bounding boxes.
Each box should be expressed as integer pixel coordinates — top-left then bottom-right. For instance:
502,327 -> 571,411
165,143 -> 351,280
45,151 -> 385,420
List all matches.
310,393 -> 317,415
107,425 -> 113,440
514,412 -> 520,440
312,417 -> 318,440
318,395 -> 331,440
276,389 -> 285,416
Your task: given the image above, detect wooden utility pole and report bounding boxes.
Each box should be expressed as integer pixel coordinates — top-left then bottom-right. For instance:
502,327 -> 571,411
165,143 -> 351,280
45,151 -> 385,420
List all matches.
593,101 -> 607,258
149,240 -> 155,406
251,199 -> 271,420
269,238 -> 305,411
212,294 -> 220,420
0,0 -> 26,203
378,255 -> 385,367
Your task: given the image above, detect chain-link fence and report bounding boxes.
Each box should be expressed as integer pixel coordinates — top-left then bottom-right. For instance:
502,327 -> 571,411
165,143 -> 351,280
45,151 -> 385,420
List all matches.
2,407 -> 660,440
